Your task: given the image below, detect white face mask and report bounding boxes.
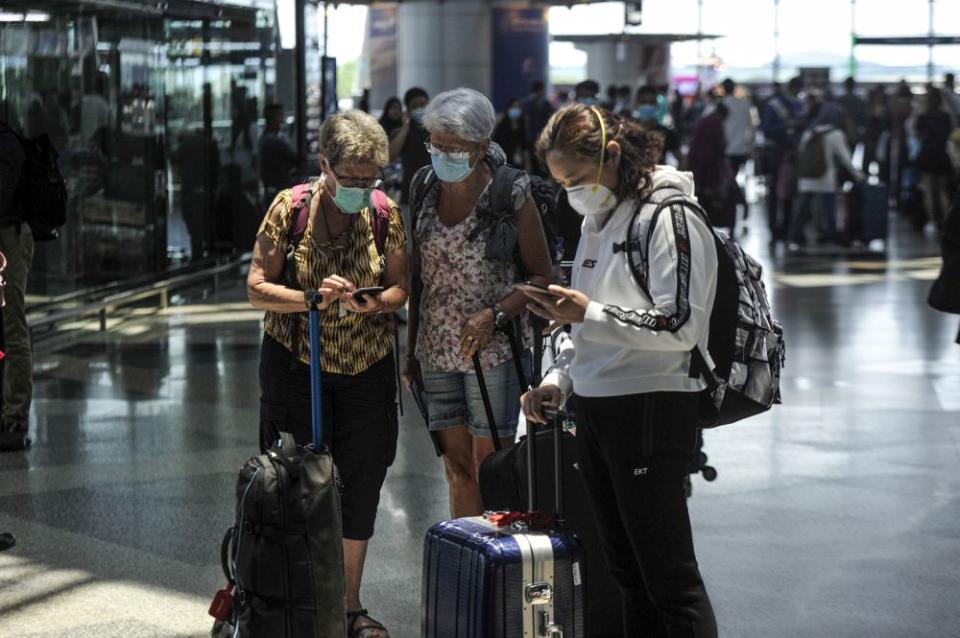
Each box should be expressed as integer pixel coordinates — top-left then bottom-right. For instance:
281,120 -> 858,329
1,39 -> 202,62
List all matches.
565,183 -> 617,217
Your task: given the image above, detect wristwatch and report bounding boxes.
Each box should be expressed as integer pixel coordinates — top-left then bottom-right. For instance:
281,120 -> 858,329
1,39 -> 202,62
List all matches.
491,304 -> 510,330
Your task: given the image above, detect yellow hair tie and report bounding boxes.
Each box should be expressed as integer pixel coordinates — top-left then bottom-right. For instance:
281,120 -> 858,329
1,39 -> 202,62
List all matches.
590,106 -> 607,191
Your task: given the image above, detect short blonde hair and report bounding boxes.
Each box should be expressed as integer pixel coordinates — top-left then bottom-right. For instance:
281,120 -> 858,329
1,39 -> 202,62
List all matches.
319,110 -> 389,168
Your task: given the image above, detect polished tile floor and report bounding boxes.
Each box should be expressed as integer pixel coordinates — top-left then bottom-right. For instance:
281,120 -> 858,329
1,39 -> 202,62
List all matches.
1,213 -> 958,637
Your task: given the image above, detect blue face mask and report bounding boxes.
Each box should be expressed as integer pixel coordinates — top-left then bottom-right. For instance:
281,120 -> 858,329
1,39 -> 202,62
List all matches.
508,107 -> 523,120
431,152 -> 475,183
634,104 -> 658,121
578,97 -> 596,106
411,108 -> 425,123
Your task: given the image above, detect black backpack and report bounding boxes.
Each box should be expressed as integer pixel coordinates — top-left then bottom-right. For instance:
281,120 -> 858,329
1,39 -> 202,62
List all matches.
410,163 -> 561,274
212,433 -> 346,638
797,128 -> 830,180
621,187 -> 785,427
1,125 -> 67,241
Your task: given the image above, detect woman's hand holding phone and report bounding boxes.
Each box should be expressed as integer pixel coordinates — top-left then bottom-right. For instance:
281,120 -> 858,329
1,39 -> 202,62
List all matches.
520,284 -> 591,325
344,286 -> 386,314
512,281 -> 557,295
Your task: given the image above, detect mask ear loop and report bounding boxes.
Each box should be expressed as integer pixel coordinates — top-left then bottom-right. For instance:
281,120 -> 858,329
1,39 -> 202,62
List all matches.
590,107 -> 607,193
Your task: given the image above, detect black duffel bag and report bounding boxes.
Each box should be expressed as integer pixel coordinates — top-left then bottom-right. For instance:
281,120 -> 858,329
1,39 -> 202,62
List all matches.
214,432 -> 346,638
212,299 -> 346,638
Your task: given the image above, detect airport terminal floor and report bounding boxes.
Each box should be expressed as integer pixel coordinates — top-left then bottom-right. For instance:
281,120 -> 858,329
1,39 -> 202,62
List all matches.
0,211 -> 958,638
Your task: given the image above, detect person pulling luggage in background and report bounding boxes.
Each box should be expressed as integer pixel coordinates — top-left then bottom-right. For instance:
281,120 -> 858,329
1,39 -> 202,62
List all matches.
521,104 -> 719,638
247,110 -> 407,638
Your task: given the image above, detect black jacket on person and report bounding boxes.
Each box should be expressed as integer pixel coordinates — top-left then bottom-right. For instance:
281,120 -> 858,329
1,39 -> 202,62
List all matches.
493,117 -> 527,168
929,187 -> 960,315
0,122 -> 25,222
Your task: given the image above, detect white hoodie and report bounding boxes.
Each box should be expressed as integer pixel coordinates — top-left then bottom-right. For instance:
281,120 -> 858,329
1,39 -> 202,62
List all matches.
543,166 -> 718,399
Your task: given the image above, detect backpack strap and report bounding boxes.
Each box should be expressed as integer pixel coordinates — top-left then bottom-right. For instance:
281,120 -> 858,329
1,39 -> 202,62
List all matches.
409,166 -> 437,242
616,187 -> 709,299
369,189 -> 391,258
619,188 -> 718,385
489,165 -> 523,221
288,181 -> 314,243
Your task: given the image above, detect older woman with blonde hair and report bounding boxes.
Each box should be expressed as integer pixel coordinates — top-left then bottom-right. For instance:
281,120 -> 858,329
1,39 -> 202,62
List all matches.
247,110 -> 407,638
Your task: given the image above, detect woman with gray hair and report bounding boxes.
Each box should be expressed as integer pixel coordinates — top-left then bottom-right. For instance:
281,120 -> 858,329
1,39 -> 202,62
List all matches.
402,87 -> 553,517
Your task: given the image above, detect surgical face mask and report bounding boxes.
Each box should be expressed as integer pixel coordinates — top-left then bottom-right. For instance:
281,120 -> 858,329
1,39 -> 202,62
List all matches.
431,151 -> 474,183
578,97 -> 596,107
565,183 -> 616,217
634,104 -> 658,121
508,107 -> 523,120
330,174 -> 372,214
564,106 -> 617,217
411,108 -> 425,123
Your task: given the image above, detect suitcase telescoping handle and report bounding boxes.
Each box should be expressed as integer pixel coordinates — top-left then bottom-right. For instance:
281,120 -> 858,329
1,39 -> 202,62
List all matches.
502,321 -> 539,515
542,406 -> 566,527
307,291 -> 324,448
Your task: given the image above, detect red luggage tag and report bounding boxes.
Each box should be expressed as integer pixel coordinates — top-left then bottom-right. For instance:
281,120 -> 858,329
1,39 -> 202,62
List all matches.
485,511 -> 556,530
208,583 -> 234,621
486,512 -> 523,527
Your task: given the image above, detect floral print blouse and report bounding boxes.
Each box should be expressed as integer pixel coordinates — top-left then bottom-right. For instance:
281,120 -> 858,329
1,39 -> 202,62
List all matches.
415,173 -> 533,373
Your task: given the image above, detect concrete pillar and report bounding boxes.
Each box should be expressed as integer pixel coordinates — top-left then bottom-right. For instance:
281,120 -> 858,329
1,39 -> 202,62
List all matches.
577,40 -> 671,92
397,0 -> 493,100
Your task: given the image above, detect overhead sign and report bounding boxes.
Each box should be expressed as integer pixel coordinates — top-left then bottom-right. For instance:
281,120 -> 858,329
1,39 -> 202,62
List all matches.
491,7 -> 549,112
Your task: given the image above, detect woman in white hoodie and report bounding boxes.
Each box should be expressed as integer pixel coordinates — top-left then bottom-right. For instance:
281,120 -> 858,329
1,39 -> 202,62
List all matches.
520,104 -> 718,637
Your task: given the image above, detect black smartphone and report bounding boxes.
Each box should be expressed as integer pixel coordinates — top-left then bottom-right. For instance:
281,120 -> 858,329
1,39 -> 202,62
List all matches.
513,281 -> 559,295
352,286 -> 385,303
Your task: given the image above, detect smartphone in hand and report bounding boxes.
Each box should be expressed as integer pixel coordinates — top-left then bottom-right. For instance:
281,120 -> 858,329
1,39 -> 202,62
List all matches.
512,281 -> 560,295
353,286 -> 385,304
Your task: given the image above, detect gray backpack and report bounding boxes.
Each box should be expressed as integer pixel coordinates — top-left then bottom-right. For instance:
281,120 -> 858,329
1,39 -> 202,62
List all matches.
620,188 -> 785,426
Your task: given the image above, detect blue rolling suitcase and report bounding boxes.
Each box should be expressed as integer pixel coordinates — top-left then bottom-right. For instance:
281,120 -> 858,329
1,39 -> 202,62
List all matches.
422,408 -> 586,638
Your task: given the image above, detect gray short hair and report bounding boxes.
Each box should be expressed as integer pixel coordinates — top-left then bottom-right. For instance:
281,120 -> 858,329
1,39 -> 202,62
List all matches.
422,88 -> 496,143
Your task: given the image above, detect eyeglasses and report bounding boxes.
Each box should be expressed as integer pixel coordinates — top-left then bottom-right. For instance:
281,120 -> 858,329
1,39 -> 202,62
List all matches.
423,141 -> 476,162
330,167 -> 384,189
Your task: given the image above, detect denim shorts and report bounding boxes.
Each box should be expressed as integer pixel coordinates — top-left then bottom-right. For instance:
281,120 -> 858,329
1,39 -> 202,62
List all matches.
421,353 -> 531,439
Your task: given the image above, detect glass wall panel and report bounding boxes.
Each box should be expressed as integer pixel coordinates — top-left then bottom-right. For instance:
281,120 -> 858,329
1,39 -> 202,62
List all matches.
0,13 -> 166,294
1,2 -> 276,296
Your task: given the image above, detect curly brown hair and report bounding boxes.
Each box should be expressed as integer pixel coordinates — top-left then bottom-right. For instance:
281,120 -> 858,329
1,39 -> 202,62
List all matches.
535,104 -> 664,202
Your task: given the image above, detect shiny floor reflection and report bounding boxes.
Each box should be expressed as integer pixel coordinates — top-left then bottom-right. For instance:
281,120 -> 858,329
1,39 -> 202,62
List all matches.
1,214 -> 958,637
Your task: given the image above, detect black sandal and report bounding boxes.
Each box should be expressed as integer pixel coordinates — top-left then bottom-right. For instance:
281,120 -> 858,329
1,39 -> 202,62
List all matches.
347,608 -> 389,638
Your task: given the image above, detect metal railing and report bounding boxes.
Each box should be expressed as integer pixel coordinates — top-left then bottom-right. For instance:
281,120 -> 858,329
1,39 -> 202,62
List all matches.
28,254 -> 251,338
26,255 -> 238,315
